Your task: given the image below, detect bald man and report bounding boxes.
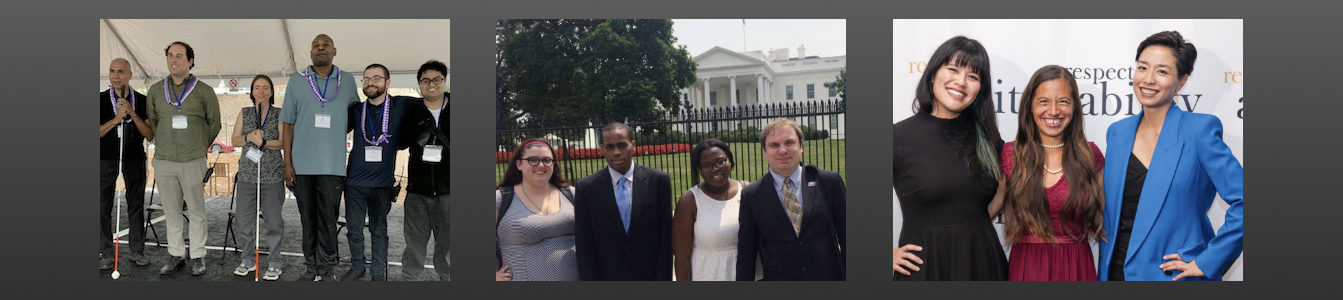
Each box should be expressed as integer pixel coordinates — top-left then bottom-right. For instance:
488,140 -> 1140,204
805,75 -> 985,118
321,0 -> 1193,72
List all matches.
100,58 -> 154,270
281,33 -> 360,281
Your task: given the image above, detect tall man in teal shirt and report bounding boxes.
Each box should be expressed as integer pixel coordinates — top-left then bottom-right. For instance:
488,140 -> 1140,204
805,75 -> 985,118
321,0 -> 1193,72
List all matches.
280,34 -> 360,281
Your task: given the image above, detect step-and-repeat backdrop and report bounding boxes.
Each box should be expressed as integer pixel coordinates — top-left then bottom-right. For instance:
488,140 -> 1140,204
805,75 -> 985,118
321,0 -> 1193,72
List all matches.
891,19 -> 1243,280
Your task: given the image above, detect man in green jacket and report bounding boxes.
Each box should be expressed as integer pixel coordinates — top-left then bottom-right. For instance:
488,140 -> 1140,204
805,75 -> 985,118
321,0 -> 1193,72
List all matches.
145,41 -> 221,276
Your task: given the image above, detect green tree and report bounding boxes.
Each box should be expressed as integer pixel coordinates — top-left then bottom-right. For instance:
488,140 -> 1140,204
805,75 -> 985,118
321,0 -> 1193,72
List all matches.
496,19 -> 522,125
500,19 -> 697,124
824,65 -> 845,96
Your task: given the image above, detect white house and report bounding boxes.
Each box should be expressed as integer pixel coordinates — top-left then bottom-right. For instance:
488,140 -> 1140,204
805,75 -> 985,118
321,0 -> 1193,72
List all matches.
679,45 -> 845,137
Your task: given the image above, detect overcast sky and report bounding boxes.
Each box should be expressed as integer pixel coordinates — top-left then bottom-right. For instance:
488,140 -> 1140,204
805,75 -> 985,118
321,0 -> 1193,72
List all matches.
671,19 -> 846,58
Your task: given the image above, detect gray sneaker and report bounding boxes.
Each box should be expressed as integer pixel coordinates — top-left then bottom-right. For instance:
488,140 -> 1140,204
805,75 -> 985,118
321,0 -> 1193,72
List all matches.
233,263 -> 256,276
159,256 -> 185,275
263,267 -> 283,281
128,251 -> 151,266
191,258 -> 207,276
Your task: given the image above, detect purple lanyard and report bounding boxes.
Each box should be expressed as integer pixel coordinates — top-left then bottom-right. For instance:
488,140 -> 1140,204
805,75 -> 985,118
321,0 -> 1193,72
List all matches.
361,94 -> 391,145
161,76 -> 198,112
303,65 -> 341,107
108,85 -> 134,116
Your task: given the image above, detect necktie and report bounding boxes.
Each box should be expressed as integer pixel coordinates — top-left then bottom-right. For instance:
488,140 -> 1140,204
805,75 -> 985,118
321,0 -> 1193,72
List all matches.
782,177 -> 803,236
617,177 -> 631,233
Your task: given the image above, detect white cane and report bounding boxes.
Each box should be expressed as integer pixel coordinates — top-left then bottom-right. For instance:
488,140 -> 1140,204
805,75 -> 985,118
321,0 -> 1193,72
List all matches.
253,134 -> 262,281
255,146 -> 261,281
111,122 -> 125,280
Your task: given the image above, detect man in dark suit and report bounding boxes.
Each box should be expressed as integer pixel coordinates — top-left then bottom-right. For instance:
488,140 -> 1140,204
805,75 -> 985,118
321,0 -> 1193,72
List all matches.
574,122 -> 673,281
737,117 -> 846,281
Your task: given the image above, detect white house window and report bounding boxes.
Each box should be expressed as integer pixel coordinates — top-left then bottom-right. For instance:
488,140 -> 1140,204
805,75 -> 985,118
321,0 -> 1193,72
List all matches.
786,85 -> 793,100
828,86 -> 837,97
710,91 -> 717,106
807,84 -> 815,99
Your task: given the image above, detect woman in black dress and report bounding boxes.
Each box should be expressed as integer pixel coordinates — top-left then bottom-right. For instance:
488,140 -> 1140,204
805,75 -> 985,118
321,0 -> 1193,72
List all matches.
892,36 -> 1009,281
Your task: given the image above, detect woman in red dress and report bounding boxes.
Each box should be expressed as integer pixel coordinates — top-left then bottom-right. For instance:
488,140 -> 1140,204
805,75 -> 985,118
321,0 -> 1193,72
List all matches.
1001,65 -> 1105,281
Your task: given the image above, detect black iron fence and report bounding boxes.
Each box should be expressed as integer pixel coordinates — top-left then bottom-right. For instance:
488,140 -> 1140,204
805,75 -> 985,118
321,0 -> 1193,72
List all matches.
496,96 -> 845,200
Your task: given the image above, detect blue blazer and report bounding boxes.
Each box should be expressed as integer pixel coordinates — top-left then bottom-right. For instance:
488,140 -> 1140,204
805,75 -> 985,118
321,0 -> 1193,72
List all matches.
1098,103 -> 1243,281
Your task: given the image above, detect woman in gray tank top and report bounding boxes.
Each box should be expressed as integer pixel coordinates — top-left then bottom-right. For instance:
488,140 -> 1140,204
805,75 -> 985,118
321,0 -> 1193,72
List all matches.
229,75 -> 286,280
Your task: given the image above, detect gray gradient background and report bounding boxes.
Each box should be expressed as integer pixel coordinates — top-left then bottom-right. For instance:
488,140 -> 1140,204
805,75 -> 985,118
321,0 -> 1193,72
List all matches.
8,0 -> 1325,296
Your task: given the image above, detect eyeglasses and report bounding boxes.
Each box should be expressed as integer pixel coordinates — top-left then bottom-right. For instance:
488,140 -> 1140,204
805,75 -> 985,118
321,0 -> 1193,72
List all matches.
698,158 -> 729,171
523,157 -> 555,166
418,77 -> 445,85
361,76 -> 386,84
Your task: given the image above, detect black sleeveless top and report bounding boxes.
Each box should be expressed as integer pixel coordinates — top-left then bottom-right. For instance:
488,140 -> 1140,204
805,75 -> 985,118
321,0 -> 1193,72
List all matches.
1108,152 -> 1148,281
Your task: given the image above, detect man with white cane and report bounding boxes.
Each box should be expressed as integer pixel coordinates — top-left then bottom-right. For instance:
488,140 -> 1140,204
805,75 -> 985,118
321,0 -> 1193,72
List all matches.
100,58 -> 152,274
230,75 -> 286,280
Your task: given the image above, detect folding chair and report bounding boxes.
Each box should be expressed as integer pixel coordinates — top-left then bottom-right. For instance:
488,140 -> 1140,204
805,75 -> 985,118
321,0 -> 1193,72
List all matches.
144,179 -> 195,248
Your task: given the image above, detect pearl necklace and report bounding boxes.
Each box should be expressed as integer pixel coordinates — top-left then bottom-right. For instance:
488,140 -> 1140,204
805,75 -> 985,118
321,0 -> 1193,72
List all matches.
1042,143 -> 1064,148
1044,165 -> 1063,174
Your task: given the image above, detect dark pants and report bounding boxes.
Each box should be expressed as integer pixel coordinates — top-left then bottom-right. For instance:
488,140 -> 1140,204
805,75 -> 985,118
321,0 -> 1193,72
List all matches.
100,159 -> 146,256
402,193 -> 450,281
295,175 -> 343,276
344,185 -> 393,277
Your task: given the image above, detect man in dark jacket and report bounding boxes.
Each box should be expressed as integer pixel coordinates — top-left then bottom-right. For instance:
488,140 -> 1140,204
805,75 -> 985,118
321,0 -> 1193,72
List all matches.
736,117 -> 846,281
398,60 -> 450,281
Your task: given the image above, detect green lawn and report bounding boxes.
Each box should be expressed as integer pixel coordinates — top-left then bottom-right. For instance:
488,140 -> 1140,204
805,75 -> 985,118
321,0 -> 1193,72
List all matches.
495,140 -> 845,202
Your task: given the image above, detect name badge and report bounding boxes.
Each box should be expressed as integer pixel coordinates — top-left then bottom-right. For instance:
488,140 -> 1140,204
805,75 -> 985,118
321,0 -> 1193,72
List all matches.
245,146 -> 263,163
365,146 -> 383,163
172,115 -> 188,129
423,145 -> 443,162
315,114 -> 331,128
808,182 -> 816,187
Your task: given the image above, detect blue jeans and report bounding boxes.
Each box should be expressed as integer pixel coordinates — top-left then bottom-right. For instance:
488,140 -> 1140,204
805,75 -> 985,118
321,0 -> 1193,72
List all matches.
344,185 -> 394,277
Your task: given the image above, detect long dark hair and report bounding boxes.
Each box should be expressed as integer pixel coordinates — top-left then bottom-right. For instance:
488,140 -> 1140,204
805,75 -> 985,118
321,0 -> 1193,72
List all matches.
689,138 -> 735,185
496,138 -> 568,189
1004,65 -> 1104,244
912,35 -> 1002,180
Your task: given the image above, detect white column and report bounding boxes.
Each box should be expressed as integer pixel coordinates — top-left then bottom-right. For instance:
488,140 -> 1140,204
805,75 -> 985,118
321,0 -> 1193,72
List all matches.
756,74 -> 764,106
703,77 -> 711,108
765,79 -> 772,104
729,76 -> 738,107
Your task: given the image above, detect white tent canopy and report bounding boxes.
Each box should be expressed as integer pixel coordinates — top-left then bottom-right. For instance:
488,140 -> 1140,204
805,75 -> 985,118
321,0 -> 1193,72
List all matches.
99,19 -> 450,91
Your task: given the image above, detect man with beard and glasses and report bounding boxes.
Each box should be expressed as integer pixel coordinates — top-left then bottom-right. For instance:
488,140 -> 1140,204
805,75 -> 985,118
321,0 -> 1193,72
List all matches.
339,63 -> 411,281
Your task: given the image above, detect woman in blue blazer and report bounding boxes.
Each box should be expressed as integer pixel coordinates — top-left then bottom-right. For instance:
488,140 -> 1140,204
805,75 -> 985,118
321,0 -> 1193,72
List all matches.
1098,31 -> 1243,281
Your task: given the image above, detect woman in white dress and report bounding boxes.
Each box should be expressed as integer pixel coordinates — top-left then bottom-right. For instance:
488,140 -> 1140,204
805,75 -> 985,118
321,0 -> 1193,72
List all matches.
672,139 -> 761,281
